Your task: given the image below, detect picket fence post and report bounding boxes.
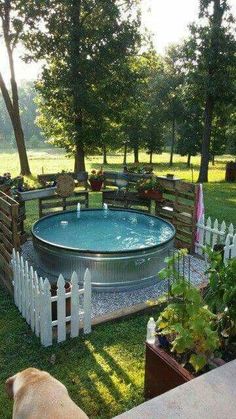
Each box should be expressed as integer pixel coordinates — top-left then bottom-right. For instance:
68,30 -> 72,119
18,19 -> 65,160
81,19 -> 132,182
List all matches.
34,271 -> 40,338
25,261 -> 30,324
83,268 -> 92,334
195,217 -> 235,259
70,271 -> 80,338
29,266 -> 35,332
224,233 -> 236,263
231,235 -> 236,258
16,252 -> 21,310
40,278 -> 52,347
11,250 -> 92,347
57,274 -> 66,343
12,249 -> 18,306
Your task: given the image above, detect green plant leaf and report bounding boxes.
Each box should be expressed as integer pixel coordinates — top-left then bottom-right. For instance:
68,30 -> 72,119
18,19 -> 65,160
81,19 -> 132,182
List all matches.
189,354 -> 207,372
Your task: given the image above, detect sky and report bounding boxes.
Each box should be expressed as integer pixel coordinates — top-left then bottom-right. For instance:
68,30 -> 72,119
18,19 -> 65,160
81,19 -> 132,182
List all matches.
0,0 -> 235,84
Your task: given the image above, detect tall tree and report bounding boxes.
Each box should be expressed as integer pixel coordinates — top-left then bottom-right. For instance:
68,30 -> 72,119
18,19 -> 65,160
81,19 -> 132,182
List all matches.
163,46 -> 184,167
176,84 -> 203,167
121,51 -> 162,164
25,0 -> 141,171
182,0 -> 236,182
0,0 -> 31,174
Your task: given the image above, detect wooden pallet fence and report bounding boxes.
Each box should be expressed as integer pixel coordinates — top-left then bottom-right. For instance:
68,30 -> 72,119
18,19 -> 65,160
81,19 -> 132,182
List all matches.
195,215 -> 236,261
38,191 -> 89,218
11,250 -> 92,347
0,192 -> 23,292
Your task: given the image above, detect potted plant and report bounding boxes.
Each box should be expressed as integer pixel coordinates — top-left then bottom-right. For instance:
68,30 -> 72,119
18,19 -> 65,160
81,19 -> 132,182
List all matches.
89,169 -> 104,191
137,177 -> 164,201
145,249 -> 220,399
0,173 -> 23,196
125,164 -> 153,174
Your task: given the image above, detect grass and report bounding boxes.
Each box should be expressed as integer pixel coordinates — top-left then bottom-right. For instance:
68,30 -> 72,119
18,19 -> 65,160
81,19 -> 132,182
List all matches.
1,148 -> 236,226
0,284 -> 159,419
0,148 -> 235,417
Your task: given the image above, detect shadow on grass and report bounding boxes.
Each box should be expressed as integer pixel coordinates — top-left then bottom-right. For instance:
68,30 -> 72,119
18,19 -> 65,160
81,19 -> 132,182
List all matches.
0,284 -> 154,419
89,160 -> 200,172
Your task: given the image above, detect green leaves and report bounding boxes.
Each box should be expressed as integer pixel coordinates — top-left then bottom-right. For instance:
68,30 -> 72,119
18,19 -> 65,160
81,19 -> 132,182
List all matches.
156,249 -> 220,373
28,0 -> 143,161
205,247 -> 236,343
189,354 -> 207,373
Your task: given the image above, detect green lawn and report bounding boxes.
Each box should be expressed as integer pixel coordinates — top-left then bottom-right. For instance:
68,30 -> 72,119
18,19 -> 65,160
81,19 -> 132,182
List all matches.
0,284 -> 159,419
0,148 -> 235,418
1,148 -> 236,226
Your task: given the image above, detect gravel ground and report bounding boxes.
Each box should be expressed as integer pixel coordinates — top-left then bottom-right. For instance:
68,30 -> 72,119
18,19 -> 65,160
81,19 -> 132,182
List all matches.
22,240 -> 207,319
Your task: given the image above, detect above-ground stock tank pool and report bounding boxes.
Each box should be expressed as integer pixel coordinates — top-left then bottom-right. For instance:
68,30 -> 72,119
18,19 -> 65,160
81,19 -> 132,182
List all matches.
32,208 -> 175,291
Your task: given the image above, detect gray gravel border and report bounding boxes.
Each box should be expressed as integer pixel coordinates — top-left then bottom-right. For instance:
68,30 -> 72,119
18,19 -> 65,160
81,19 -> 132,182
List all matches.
22,240 -> 207,319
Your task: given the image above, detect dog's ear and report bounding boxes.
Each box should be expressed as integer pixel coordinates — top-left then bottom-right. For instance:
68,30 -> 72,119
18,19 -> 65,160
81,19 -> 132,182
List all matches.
5,375 -> 16,399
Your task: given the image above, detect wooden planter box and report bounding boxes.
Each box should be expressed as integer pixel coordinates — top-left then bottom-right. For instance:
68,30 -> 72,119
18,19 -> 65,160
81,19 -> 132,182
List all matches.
17,187 -> 56,201
144,342 -> 193,400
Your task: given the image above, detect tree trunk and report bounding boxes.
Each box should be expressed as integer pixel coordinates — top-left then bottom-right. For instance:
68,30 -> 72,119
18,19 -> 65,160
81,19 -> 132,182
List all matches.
74,143 -> 85,172
169,118 -> 175,167
134,146 -> 139,164
187,153 -> 191,167
149,151 -> 153,164
0,0 -> 31,177
198,97 -> 214,183
198,0 -> 223,183
103,145 -> 108,164
12,117 -> 31,175
0,73 -> 31,175
71,0 -> 85,172
123,143 -> 127,165
212,154 -> 215,166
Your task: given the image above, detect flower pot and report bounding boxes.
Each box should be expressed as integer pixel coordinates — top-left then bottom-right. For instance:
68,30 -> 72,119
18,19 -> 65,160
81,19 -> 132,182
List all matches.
89,179 -> 103,191
157,334 -> 170,348
51,282 -> 71,321
140,190 -> 163,201
144,342 -> 193,400
17,187 -> 56,201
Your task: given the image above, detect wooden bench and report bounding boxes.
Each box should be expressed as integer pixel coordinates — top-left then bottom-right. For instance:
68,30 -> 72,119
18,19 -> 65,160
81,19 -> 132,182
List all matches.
39,191 -> 89,218
102,190 -> 151,212
103,171 -> 152,190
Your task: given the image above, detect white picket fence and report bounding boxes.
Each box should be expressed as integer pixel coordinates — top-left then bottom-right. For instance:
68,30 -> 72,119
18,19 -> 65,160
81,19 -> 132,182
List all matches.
195,215 -> 236,261
11,250 -> 92,347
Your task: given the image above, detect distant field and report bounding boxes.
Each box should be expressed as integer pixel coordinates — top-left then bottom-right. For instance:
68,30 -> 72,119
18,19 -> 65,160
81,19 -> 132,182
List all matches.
1,148 -> 236,226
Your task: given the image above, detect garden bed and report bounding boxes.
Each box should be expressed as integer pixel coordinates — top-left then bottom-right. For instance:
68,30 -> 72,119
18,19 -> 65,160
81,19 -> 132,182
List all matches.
144,342 -> 193,399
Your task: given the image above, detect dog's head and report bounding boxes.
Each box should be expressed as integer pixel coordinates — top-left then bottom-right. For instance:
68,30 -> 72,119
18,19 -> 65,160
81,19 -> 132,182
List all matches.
5,368 -> 49,399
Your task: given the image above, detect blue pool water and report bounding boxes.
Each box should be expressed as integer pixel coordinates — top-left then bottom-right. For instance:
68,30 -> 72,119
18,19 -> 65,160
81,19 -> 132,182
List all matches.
32,209 -> 175,252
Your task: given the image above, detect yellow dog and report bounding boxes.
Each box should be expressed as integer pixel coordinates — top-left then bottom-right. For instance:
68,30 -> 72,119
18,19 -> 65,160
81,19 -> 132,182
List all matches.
6,368 -> 89,419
